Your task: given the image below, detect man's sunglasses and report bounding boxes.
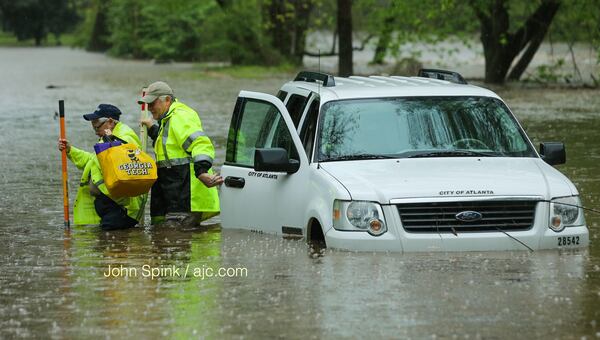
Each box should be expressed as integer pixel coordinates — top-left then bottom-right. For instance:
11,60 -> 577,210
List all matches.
92,118 -> 109,131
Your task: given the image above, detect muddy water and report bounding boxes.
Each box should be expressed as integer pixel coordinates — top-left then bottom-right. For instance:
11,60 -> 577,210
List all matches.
0,47 -> 599,338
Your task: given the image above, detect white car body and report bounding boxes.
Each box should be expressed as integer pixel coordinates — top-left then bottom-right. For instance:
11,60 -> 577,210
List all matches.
219,73 -> 589,252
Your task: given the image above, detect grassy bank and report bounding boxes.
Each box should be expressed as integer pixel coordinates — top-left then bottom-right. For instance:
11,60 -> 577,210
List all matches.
195,63 -> 300,79
157,62 -> 300,82
0,31 -> 77,47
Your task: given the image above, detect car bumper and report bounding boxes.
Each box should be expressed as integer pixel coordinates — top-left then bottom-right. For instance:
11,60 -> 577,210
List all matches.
324,225 -> 589,253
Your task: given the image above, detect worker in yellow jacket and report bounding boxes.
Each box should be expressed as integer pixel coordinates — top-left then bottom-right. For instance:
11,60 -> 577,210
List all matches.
139,81 -> 222,227
57,104 -> 145,229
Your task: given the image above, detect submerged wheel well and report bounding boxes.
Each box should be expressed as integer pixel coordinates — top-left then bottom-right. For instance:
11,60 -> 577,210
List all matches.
307,218 -> 326,246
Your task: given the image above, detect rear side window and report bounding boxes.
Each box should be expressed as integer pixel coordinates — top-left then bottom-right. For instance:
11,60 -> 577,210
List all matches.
276,90 -> 288,102
299,99 -> 320,160
285,94 -> 308,128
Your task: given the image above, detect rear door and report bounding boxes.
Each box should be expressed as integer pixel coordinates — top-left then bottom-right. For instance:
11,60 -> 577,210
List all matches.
220,91 -> 308,235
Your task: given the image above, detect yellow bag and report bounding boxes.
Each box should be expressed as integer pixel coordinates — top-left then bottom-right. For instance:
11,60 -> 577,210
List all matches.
97,143 -> 157,197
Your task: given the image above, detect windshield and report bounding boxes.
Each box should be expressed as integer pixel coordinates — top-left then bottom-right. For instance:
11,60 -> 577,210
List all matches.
317,96 -> 536,161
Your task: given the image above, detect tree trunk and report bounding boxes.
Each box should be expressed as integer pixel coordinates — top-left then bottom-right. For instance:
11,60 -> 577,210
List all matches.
34,28 -> 43,46
88,1 -> 111,51
507,2 -> 560,80
372,15 -> 394,65
292,0 -> 312,64
267,1 -> 292,59
506,31 -> 545,80
337,0 -> 352,76
472,0 -> 561,84
266,0 -> 313,65
477,0 -> 512,84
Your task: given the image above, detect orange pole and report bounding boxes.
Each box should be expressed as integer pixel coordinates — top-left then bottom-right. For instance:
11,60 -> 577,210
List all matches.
59,100 -> 70,229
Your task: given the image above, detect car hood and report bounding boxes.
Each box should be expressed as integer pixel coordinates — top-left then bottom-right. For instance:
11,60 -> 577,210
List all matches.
319,157 -> 577,203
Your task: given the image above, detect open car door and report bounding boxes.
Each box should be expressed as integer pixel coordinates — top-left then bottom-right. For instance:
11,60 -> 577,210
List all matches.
219,91 -> 308,235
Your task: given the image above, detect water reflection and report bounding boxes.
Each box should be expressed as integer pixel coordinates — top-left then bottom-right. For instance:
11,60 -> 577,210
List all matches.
55,225 -> 225,337
318,97 -> 535,160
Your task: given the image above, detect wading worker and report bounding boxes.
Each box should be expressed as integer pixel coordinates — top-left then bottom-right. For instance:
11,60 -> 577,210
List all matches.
139,81 -> 222,227
57,104 -> 144,230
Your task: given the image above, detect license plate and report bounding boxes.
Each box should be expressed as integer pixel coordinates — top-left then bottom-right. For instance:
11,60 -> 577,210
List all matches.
557,236 -> 580,247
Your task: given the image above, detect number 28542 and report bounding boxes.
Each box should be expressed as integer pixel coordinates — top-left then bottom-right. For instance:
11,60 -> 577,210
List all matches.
558,236 -> 580,246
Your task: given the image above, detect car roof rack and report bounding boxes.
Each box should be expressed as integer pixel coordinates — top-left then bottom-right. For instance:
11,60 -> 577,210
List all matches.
417,68 -> 467,85
294,71 -> 336,87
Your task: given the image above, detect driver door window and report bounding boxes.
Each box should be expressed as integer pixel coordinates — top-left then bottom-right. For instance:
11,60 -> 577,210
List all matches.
227,99 -> 299,167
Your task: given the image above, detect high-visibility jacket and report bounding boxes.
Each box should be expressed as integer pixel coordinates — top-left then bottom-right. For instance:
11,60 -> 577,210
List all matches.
68,121 -> 145,225
151,100 -> 219,218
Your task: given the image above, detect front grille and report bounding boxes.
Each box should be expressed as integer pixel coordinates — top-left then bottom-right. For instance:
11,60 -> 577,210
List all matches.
397,200 -> 538,233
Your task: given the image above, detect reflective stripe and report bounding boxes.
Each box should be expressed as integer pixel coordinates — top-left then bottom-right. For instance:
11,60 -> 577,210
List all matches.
160,118 -> 171,167
193,154 -> 214,164
157,157 -> 193,168
156,155 -> 213,168
93,179 -> 104,186
182,130 -> 207,151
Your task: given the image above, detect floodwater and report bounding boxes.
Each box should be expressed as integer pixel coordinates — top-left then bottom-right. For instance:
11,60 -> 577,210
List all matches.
1,47 -> 599,339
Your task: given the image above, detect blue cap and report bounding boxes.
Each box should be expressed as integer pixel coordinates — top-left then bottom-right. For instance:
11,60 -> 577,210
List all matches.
83,104 -> 122,121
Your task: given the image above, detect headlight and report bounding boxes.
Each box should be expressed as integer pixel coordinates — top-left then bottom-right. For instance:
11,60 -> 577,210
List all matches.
549,196 -> 585,232
333,200 -> 387,236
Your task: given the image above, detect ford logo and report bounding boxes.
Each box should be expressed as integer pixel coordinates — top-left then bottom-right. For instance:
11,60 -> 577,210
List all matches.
455,211 -> 483,222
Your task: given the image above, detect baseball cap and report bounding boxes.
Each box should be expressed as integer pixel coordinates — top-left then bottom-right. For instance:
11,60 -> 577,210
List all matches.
138,81 -> 174,104
83,104 -> 122,121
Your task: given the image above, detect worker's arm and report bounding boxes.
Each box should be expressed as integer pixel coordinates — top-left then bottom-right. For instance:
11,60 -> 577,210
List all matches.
171,112 -> 222,187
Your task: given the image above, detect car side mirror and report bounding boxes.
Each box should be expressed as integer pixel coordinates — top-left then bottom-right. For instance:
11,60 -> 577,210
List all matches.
254,148 -> 300,174
540,142 -> 566,165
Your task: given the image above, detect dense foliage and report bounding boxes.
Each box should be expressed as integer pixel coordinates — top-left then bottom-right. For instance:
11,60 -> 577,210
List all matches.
1,0 -> 598,83
0,0 -> 79,45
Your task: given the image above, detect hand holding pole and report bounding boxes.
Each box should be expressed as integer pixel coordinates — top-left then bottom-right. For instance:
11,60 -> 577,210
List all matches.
59,100 -> 70,229
140,88 -> 148,152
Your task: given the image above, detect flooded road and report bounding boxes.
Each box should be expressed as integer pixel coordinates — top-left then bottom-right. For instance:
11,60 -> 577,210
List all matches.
1,47 -> 599,338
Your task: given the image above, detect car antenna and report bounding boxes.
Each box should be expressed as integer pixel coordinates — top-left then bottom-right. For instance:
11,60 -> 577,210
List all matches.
318,49 -> 321,97
497,199 -> 600,252
494,226 -> 534,252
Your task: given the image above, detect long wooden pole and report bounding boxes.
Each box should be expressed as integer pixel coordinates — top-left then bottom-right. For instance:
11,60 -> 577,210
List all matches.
140,88 -> 148,152
59,100 -> 70,229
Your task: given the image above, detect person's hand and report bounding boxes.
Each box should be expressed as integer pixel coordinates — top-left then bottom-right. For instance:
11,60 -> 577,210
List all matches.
197,172 -> 224,188
58,138 -> 71,153
141,118 -> 154,128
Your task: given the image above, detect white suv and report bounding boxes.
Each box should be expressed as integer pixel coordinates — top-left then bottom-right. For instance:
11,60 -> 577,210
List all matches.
219,70 -> 589,252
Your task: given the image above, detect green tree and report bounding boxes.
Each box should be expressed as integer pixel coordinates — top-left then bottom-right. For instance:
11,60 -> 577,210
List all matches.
360,0 -> 477,65
216,0 -> 315,65
0,0 -> 79,46
214,0 -> 284,65
265,0 -> 314,64
74,0 -> 111,51
107,0 -> 215,61
548,0 -> 600,83
470,0 -> 561,83
361,0 -> 571,84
